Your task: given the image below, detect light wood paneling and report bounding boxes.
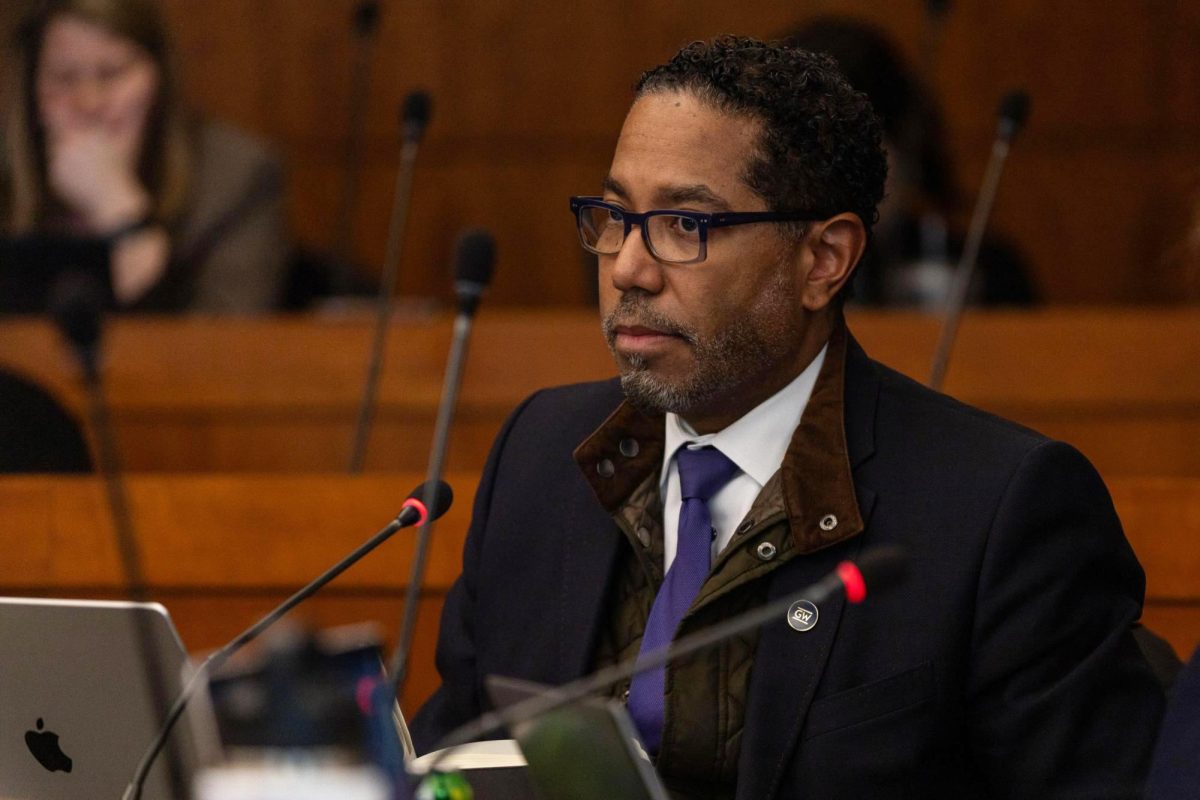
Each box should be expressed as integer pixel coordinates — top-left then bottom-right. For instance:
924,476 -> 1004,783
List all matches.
143,0 -> 1200,306
1,472 -> 1196,712
0,472 -> 468,710
3,309 -> 1200,476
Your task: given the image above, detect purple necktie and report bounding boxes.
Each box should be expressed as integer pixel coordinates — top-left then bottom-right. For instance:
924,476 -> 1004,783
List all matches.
627,445 -> 740,754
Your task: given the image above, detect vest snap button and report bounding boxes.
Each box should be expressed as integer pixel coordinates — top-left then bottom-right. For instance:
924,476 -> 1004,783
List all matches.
619,438 -> 640,457
596,459 -> 615,478
756,541 -> 777,561
737,519 -> 754,535
819,514 -> 838,532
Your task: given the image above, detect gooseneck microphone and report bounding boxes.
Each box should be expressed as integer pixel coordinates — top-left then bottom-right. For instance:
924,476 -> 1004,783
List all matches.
330,0 -> 383,281
51,275 -> 190,800
123,480 -> 454,800
387,229 -> 496,702
422,546 -> 908,774
929,89 -> 1031,391
51,274 -> 102,382
920,0 -> 952,84
348,89 -> 435,472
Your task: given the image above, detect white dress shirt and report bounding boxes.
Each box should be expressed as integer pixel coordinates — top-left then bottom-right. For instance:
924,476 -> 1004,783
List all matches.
660,344 -> 828,572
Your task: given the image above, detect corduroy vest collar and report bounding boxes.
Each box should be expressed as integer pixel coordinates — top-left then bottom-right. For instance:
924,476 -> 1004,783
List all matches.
574,315 -> 864,555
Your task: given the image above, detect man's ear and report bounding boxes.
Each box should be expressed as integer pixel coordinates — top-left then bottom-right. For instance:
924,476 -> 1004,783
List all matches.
799,213 -> 867,311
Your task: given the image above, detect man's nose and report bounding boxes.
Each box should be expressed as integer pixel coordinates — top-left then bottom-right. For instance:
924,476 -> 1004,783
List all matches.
607,224 -> 664,294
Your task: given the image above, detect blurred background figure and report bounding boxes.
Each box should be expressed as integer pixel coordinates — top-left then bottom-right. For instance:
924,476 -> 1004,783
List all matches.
784,16 -> 1037,308
1,0 -> 288,313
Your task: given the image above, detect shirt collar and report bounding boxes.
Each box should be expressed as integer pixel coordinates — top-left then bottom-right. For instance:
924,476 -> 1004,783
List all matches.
575,311 -> 866,555
661,344 -> 828,488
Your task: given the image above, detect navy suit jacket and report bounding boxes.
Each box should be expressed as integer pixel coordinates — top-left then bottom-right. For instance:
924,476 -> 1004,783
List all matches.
412,336 -> 1164,799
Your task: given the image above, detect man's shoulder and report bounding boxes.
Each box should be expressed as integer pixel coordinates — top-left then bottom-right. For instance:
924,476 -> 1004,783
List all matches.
857,350 -> 1058,468
478,378 -> 626,499
500,378 -> 625,445
524,377 -> 625,406
882,358 -> 1042,437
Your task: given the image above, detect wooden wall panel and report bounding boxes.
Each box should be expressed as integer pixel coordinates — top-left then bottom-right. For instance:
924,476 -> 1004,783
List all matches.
138,0 -> 1200,307
4,308 -> 1200,476
2,473 -> 1197,712
0,473 -> 471,710
2,1 -> 1197,303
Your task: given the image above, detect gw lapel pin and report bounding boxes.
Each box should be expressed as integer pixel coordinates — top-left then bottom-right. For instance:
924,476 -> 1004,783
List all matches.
786,599 -> 819,632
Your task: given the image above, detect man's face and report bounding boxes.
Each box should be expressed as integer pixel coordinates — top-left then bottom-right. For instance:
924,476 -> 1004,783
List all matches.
598,90 -> 816,431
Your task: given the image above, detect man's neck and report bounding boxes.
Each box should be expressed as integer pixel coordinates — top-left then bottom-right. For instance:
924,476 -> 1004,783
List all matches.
681,311 -> 837,434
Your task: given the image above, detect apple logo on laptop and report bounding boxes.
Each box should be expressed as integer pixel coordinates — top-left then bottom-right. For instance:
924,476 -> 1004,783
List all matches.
25,718 -> 73,773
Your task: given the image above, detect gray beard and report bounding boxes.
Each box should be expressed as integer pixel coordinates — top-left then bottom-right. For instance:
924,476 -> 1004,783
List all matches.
602,288 -> 793,417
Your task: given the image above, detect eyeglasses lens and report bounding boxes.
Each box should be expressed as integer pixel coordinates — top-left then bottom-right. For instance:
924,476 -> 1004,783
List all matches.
579,204 -> 702,262
646,214 -> 701,262
579,205 -> 624,254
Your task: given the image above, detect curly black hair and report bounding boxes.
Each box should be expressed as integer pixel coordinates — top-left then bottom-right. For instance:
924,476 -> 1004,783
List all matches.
635,35 -> 888,233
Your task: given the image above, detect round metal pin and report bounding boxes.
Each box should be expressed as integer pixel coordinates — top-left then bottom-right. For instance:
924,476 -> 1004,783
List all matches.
786,599 -> 819,632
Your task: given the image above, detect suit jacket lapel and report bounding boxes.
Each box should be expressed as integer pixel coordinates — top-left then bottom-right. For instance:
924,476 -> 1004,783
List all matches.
843,333 -> 880,471
563,391 -> 666,682
736,330 -> 882,800
735,540 -> 861,800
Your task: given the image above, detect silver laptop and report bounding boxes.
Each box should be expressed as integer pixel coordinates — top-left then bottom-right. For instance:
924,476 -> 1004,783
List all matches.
0,597 -> 213,800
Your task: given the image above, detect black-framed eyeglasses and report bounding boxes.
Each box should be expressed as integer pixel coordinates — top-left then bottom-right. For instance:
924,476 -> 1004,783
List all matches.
569,196 -> 827,265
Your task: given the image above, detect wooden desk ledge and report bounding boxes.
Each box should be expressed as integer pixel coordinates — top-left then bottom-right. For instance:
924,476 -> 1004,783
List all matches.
0,471 -> 1198,659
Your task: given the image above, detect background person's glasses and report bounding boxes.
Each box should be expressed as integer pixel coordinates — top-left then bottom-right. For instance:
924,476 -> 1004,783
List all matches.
569,196 -> 826,264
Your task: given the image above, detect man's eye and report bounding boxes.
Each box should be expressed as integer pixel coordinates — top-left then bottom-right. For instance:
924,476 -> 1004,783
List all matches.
606,209 -> 623,224
675,216 -> 699,234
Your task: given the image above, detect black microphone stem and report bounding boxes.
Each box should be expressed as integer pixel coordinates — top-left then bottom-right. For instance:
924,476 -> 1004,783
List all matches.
388,310 -> 473,701
80,370 -> 189,800
331,1 -> 381,278
920,0 -> 951,88
929,118 -> 1020,391
348,133 -> 422,472
125,509 -> 418,800
419,547 -> 905,779
425,567 -> 858,770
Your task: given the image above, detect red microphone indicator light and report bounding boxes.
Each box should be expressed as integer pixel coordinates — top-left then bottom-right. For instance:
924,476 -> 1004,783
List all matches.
396,479 -> 453,528
837,561 -> 868,604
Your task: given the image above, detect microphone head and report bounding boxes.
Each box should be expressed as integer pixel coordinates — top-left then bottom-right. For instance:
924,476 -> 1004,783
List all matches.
409,479 -> 454,522
996,89 -> 1031,142
401,90 -> 433,143
453,229 -> 496,316
352,1 -> 380,37
926,0 -> 951,18
50,272 -> 104,379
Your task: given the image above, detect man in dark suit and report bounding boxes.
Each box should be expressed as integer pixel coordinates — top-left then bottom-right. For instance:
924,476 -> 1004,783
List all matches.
411,36 -> 1163,798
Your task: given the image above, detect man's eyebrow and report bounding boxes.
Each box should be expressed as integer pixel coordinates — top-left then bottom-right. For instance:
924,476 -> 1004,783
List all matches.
599,178 -> 732,211
658,184 -> 730,211
601,176 -> 629,200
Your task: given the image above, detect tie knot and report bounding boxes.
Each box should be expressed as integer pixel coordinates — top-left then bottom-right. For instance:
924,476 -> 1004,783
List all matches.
676,445 -> 739,502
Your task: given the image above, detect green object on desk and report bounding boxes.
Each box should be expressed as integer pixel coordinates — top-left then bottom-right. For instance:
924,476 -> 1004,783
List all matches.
416,769 -> 474,800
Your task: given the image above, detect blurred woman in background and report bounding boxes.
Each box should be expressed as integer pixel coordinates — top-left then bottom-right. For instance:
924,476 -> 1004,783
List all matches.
2,0 -> 288,312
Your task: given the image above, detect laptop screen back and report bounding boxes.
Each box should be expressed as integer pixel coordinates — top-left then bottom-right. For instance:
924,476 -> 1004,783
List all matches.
0,597 -> 207,800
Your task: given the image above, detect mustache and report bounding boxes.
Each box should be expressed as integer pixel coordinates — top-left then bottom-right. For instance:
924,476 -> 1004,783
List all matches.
601,293 -> 697,345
